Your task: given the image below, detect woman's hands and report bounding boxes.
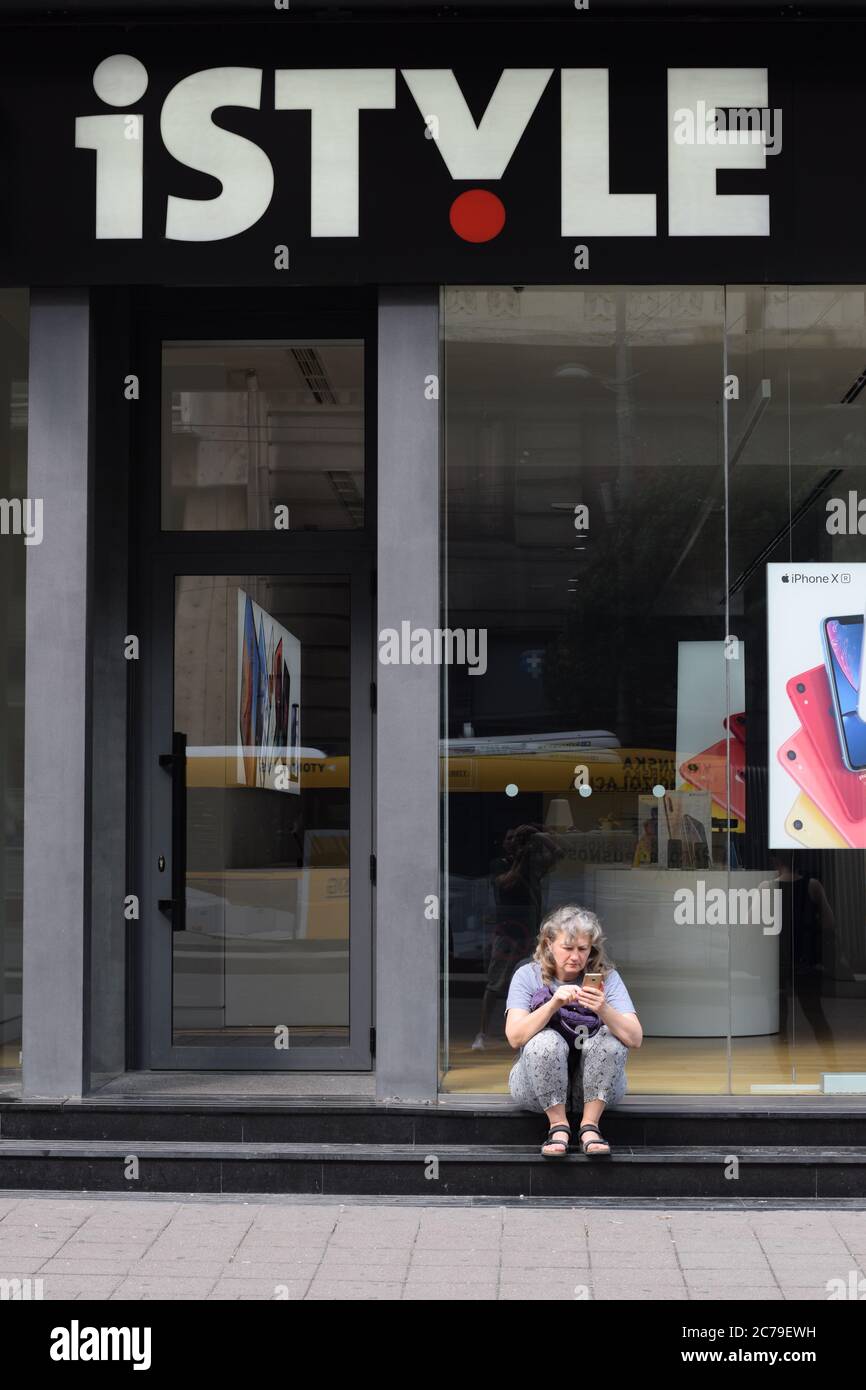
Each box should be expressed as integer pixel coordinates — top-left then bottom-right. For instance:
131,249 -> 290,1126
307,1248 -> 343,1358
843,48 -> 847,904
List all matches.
551,983 -> 607,1014
576,983 -> 606,1014
551,984 -> 581,1009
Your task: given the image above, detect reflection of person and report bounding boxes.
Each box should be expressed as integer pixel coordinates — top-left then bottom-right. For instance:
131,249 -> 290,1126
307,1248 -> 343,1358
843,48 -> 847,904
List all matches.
632,817 -> 658,867
290,812 -> 304,870
769,853 -> 837,1054
505,904 -> 642,1158
471,825 -> 560,1050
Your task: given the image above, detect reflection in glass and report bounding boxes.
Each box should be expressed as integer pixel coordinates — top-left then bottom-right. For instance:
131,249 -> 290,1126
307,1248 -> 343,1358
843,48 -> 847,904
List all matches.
172,574 -> 350,1047
162,341 -> 364,531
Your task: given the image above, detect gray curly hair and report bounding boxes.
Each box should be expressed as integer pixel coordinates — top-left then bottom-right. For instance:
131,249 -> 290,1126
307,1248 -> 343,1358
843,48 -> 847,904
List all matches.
533,903 -> 614,987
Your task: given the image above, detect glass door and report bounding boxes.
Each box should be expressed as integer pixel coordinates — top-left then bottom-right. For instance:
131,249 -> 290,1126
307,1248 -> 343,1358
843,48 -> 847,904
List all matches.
144,561 -> 371,1068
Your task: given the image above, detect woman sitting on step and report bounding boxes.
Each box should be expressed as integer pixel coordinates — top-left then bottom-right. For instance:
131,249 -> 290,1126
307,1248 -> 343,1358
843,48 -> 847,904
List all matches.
505,903 -> 642,1159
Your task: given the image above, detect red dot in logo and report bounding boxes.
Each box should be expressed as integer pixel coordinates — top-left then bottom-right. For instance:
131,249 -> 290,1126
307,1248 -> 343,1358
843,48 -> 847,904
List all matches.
449,189 -> 506,243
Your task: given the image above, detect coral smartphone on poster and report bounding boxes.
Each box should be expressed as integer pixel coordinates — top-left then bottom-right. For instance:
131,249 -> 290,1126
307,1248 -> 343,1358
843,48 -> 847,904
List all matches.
787,666 -> 866,822
723,712 -> 746,743
776,727 -> 863,848
679,737 -> 746,821
784,792 -> 849,849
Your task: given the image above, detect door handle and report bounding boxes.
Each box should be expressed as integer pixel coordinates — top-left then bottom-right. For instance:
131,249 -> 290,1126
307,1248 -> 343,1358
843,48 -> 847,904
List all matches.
158,731 -> 187,932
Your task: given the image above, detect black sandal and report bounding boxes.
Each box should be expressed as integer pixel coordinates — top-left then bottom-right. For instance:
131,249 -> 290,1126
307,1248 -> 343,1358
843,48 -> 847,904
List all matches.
578,1124 -> 611,1159
541,1123 -> 571,1159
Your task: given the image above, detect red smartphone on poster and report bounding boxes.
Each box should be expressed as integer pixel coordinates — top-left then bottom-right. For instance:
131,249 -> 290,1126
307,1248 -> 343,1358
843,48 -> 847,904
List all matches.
776,726 -> 866,848
787,666 -> 866,823
724,712 -> 746,744
679,737 -> 746,821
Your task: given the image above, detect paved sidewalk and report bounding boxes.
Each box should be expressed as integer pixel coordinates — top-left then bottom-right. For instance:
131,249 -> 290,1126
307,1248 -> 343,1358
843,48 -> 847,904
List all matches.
1,1194 -> 865,1300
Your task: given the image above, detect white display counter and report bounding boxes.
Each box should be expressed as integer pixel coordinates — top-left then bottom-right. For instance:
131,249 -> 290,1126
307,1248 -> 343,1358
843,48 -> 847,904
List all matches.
549,867 -> 780,1038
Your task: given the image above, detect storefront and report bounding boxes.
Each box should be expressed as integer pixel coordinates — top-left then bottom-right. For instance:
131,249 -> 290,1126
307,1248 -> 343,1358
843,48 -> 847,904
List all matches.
2,0 -> 866,1116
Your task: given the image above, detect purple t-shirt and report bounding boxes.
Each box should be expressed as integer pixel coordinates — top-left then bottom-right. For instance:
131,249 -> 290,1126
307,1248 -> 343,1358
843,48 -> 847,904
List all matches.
505,961 -> 636,1017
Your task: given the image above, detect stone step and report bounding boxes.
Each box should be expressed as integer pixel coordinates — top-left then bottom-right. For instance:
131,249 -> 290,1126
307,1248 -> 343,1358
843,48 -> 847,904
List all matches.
1,1138 -> 864,1198
3,1099 -> 866,1148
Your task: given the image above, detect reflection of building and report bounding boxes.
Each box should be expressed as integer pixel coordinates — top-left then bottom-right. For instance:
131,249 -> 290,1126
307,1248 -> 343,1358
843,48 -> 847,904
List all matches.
2,6 -> 866,1204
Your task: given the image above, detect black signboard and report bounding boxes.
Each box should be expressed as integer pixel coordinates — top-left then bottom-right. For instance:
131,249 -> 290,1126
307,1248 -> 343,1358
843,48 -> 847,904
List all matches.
0,17 -> 863,284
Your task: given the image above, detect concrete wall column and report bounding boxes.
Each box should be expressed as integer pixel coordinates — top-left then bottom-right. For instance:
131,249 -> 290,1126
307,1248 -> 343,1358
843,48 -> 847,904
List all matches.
375,289 -> 440,1102
22,292 -> 91,1098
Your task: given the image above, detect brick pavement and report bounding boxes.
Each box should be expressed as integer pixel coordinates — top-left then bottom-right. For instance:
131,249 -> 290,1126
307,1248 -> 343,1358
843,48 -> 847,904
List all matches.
1,1194 -> 865,1300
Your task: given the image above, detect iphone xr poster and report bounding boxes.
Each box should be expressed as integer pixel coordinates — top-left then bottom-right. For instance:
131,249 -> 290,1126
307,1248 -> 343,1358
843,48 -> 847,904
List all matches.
768,563 -> 866,848
236,588 -> 302,794
676,640 -> 746,829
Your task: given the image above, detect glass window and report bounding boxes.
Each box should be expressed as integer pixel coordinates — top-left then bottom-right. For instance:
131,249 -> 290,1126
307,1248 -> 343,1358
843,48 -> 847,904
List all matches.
440,284 -> 866,1100
172,573 -> 351,1047
0,290 -> 28,1080
441,286 -> 732,1095
162,341 -> 364,531
728,288 -> 866,1095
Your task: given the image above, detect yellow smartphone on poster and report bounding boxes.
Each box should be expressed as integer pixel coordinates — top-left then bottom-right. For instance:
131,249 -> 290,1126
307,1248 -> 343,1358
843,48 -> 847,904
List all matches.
785,793 -> 848,849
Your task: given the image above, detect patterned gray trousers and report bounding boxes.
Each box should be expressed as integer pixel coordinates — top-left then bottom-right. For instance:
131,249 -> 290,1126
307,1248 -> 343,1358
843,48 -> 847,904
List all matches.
508,1025 -> 629,1112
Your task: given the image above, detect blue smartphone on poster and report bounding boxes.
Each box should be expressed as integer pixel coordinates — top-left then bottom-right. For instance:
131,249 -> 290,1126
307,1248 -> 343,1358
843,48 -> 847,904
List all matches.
822,615 -> 866,771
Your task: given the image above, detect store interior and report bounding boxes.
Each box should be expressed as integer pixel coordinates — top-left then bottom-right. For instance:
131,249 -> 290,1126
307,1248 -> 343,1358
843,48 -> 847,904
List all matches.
440,285 -> 866,1095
